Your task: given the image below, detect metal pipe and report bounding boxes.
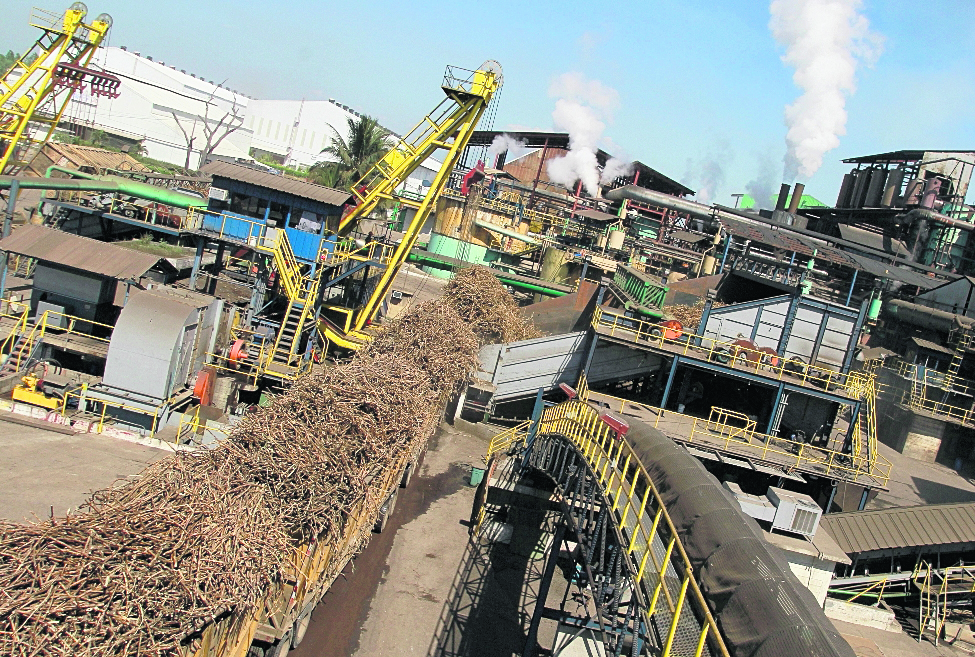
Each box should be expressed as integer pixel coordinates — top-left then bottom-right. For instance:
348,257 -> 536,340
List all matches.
904,208 -> 975,232
473,219 -> 540,245
787,183 -> 805,213
606,185 -> 726,223
0,170 -> 208,210
885,298 -> 975,332
775,183 -> 791,211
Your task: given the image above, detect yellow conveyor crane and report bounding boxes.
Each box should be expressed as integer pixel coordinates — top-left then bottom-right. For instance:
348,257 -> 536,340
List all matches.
321,62 -> 502,349
1,4 -> 116,175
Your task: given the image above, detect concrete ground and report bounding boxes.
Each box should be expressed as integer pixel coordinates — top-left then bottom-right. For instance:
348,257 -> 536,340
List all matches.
832,617 -> 970,657
292,420 -> 498,657
0,417 -> 167,522
869,441 -> 975,510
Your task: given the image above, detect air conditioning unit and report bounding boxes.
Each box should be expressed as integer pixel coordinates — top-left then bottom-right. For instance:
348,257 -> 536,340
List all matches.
722,481 -> 776,523
767,487 -> 822,537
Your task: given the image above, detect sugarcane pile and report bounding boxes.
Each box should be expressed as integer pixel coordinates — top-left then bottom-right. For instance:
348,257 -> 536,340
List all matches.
0,271 -> 526,657
663,299 -> 726,329
442,266 -> 542,343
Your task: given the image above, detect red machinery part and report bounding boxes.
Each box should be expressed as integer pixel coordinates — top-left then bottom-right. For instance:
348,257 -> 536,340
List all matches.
193,368 -> 215,406
599,412 -> 629,439
229,339 -> 249,362
559,383 -> 577,399
660,319 -> 683,340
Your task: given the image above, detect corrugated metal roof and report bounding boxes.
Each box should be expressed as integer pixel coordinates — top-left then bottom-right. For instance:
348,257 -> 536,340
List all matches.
912,337 -> 954,355
576,208 -> 618,222
0,225 -> 162,279
820,502 -> 975,556
201,161 -> 351,207
837,224 -> 910,258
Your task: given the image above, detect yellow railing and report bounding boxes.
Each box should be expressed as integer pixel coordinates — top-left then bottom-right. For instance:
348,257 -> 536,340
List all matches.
5,309 -> 112,373
895,360 -> 971,396
585,388 -> 892,487
484,420 -> 531,461
705,407 -> 757,441
592,306 -> 867,397
60,387 -> 166,435
321,238 -> 395,267
901,389 -> 975,426
174,405 -> 231,445
535,399 -> 730,657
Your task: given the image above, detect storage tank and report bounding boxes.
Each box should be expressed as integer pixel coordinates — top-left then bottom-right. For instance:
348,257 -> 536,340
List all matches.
835,173 -> 855,208
920,178 -> 942,209
848,169 -> 869,208
595,233 -> 607,248
608,228 -> 626,250
864,168 -> 888,207
881,167 -> 905,207
903,178 -> 924,206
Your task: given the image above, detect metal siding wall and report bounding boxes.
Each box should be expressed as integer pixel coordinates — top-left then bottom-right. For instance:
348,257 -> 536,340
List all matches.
753,300 -> 789,349
819,315 -> 855,367
785,307 -> 821,361
705,306 -> 758,342
33,264 -> 106,305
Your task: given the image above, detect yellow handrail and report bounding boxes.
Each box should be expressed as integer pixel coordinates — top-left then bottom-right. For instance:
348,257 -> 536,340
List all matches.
591,306 -> 870,397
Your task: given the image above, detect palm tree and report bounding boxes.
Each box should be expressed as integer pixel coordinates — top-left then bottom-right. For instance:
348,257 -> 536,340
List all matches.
309,115 -> 390,189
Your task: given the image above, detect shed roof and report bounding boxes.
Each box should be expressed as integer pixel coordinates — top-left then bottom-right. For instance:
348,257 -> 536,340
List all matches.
820,502 -> 975,556
837,225 -> 911,258
201,161 -> 351,207
0,225 -> 162,280
576,207 -> 619,222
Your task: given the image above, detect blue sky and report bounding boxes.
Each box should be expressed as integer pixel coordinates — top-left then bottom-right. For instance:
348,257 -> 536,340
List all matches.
3,1 -> 974,205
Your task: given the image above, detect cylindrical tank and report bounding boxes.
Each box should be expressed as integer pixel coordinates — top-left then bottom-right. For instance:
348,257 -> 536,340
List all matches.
608,228 -> 625,250
775,183 -> 791,211
868,298 -> 883,321
920,178 -> 942,209
903,178 -> 924,206
849,169 -> 869,208
835,173 -> 855,208
881,167 -> 905,207
788,182 -> 805,213
540,245 -> 570,283
596,233 -> 607,248
864,168 -> 888,207
433,196 -> 464,236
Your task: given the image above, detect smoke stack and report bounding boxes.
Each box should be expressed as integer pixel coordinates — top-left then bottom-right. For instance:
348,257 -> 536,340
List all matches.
788,183 -> 805,213
775,183 -> 791,211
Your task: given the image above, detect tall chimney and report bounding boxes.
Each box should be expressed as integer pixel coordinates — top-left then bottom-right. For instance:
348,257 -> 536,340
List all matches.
775,183 -> 791,211
788,183 -> 805,213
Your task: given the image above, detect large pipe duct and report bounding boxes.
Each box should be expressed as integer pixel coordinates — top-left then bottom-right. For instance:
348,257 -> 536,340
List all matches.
775,183 -> 791,211
473,219 -> 541,245
904,208 -> 975,232
788,183 -> 805,213
885,298 -> 975,333
606,185 -> 730,225
0,168 -> 208,210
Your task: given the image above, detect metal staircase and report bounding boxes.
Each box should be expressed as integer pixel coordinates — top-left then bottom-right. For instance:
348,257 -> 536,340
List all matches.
944,328 -> 973,392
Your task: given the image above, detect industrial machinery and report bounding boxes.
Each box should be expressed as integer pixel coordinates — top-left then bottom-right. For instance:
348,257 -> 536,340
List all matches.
1,4 -> 117,175
11,368 -> 61,409
319,62 -> 503,348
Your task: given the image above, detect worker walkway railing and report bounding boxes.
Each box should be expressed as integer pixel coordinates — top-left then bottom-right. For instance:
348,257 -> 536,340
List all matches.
585,387 -> 891,487
2,309 -> 112,374
899,389 -> 975,427
592,307 -> 866,398
500,399 -> 730,657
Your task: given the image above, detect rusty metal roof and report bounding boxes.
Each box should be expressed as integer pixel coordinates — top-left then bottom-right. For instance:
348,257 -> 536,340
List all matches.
201,161 -> 351,207
821,502 -> 975,556
0,225 -> 162,279
32,142 -> 150,176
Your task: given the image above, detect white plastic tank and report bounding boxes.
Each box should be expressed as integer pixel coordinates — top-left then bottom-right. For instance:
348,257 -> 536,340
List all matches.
608,229 -> 625,250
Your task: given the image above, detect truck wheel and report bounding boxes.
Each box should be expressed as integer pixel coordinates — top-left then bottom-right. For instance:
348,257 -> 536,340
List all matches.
400,460 -> 416,488
374,490 -> 398,533
291,612 -> 312,648
266,630 -> 291,657
246,647 -> 265,657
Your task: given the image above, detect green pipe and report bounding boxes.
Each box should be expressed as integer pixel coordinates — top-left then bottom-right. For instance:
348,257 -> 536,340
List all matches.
0,166 -> 207,209
407,252 -> 568,297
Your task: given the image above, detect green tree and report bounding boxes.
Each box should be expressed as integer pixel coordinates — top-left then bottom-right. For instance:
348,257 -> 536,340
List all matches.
309,115 -> 391,189
1,50 -> 37,76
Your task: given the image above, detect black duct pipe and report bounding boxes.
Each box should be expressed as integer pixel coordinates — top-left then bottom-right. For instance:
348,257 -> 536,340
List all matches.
775,183 -> 791,211
885,298 -> 975,333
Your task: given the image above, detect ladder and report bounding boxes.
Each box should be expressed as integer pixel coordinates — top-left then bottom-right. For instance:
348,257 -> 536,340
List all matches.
944,328 -> 972,392
1,7 -> 113,175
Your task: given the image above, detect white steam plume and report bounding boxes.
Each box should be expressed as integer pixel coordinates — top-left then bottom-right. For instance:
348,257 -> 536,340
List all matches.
487,133 -> 528,167
745,151 -> 778,210
600,157 -> 636,185
770,0 -> 883,180
683,140 -> 733,204
546,72 -> 629,195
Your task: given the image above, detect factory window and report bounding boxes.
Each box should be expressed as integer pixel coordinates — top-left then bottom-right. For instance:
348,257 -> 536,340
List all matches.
257,118 -> 264,135
230,192 -> 268,219
267,201 -> 289,225
274,122 -> 281,140
301,129 -> 307,147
